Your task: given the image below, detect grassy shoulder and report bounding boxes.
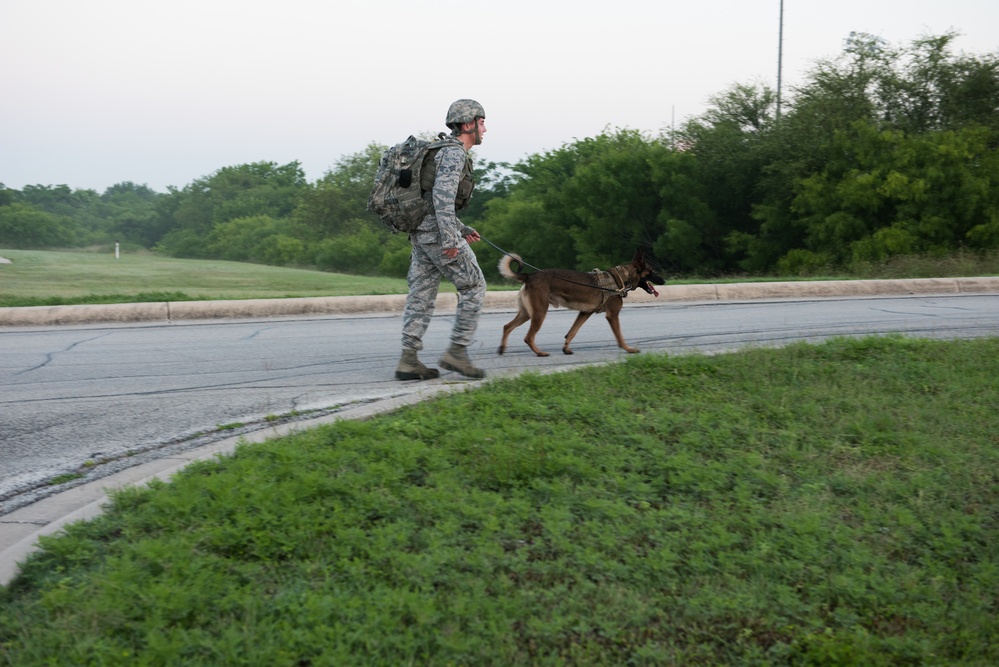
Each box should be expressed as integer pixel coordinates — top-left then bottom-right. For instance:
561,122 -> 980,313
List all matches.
2,336 -> 997,665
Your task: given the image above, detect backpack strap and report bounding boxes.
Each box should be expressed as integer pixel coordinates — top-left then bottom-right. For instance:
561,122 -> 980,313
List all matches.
418,135 -> 469,193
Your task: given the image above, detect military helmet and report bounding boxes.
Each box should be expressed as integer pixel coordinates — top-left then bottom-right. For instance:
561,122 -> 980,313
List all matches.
446,99 -> 485,127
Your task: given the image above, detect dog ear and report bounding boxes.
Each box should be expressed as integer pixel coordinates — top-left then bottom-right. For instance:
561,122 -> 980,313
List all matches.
633,248 -> 645,265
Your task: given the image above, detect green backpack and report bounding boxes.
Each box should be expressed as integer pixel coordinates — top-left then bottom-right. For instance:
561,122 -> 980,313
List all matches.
367,133 -> 473,233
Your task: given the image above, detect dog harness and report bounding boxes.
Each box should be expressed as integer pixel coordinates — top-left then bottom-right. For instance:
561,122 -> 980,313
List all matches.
589,265 -> 633,312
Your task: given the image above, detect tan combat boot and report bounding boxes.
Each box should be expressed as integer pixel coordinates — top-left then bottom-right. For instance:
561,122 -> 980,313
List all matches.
395,349 -> 440,381
439,343 -> 486,379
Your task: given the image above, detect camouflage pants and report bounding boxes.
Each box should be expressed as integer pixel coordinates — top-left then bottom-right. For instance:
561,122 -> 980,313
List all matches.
401,237 -> 486,351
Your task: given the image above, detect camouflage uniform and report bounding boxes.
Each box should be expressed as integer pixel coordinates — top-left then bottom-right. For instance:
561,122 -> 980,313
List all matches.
401,143 -> 486,352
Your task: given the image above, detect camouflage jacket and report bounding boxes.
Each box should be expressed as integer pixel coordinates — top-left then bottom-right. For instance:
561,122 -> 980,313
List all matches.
416,143 -> 475,249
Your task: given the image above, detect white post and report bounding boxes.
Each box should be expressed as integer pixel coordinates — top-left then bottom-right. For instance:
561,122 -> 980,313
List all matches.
115,241 -> 120,259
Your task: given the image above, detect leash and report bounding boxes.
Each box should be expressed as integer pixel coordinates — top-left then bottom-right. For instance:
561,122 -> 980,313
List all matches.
478,235 -> 630,296
478,235 -> 542,271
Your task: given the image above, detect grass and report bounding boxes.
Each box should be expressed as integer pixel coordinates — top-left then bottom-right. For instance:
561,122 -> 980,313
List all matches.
0,249 -> 410,307
667,249 -> 999,285
3,247 -> 996,308
848,249 -> 999,280
1,335 -> 997,666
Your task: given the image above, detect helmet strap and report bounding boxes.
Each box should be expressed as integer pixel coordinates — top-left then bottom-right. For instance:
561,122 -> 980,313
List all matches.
453,119 -> 481,149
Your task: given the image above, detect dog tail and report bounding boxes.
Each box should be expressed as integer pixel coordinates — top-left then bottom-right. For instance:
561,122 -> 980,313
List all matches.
498,253 -> 527,281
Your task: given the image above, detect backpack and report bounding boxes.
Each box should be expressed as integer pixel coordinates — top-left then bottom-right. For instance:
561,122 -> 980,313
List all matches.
367,133 -> 463,233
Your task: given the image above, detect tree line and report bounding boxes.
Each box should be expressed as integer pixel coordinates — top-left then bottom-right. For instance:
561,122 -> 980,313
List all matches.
2,32 -> 997,280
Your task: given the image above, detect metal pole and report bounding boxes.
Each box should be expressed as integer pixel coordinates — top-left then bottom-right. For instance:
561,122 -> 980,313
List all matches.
777,0 -> 784,121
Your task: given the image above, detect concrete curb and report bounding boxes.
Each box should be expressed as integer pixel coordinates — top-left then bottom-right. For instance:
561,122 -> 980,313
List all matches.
2,277 -> 998,327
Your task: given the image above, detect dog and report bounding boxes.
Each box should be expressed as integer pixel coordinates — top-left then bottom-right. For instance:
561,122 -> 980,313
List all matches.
497,248 -> 664,357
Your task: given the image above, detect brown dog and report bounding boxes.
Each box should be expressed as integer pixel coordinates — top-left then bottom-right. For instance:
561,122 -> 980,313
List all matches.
497,248 -> 664,356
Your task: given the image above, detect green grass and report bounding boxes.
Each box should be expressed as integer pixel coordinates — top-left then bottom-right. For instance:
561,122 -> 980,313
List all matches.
2,336 -> 997,666
667,249 -> 999,284
2,248 -> 997,308
0,249 -> 410,307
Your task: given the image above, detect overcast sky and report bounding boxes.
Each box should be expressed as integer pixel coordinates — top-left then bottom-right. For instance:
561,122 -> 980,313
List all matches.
2,0 -> 997,193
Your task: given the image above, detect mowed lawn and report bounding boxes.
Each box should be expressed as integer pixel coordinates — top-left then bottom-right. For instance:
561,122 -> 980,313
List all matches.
0,249 -> 409,306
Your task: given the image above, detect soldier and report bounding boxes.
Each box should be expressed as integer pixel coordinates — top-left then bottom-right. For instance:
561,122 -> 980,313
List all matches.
395,99 -> 488,380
